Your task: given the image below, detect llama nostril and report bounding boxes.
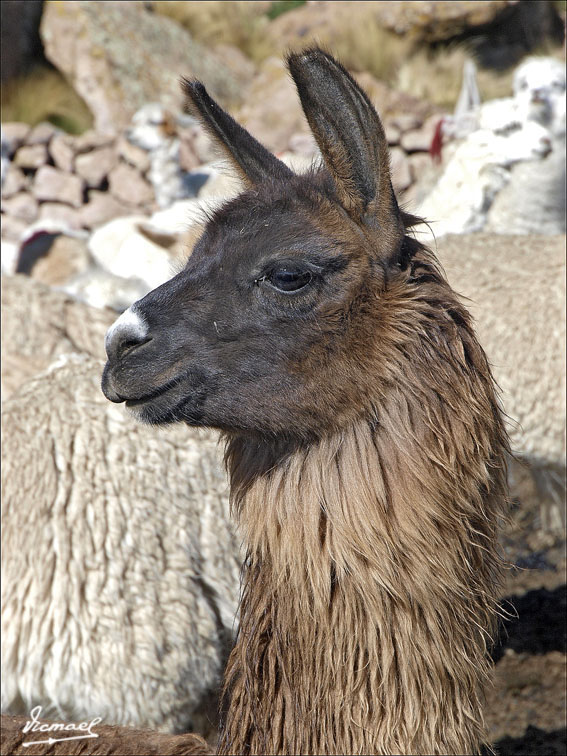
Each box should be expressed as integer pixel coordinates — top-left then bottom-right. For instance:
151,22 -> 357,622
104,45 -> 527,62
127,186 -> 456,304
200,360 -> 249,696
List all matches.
108,331 -> 152,362
105,306 -> 150,362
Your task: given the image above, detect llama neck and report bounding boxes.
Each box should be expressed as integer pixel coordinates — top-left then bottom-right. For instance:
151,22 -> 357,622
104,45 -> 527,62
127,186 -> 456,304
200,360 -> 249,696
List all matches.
219,275 -> 508,755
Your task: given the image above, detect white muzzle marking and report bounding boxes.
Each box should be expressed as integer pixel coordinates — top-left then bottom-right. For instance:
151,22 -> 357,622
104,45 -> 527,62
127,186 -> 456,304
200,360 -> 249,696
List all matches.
105,305 -> 148,357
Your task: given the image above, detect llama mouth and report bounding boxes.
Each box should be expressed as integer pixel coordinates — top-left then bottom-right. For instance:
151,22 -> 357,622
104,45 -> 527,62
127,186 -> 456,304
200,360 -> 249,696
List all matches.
124,377 -> 185,408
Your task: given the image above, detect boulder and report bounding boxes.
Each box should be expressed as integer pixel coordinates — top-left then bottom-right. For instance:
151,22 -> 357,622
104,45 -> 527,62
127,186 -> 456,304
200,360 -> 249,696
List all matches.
75,146 -> 118,188
354,73 -> 440,125
33,165 -> 85,207
388,113 -> 423,133
48,133 -> 76,173
39,202 -> 83,229
1,123 -> 31,157
1,193 -> 38,223
26,121 -> 58,146
384,123 -> 401,146
400,115 -> 440,153
73,130 -> 114,154
62,266 -> 150,312
1,165 -> 28,198
211,43 -> 257,90
1,215 -> 28,242
108,162 -> 154,207
40,0 -> 241,134
376,2 -> 564,68
13,143 -> 48,170
390,147 -> 412,193
116,136 -> 151,174
88,215 -> 174,290
178,122 -> 218,166
370,1 -> 511,41
27,233 -> 92,287
144,198 -> 208,237
79,190 -> 131,229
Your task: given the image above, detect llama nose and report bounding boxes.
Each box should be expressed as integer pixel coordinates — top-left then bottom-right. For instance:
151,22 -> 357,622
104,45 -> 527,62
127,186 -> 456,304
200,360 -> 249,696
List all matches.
105,307 -> 150,362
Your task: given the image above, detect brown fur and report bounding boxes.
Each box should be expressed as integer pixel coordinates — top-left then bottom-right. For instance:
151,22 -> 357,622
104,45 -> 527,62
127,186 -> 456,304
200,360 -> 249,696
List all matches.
219,242 -> 508,755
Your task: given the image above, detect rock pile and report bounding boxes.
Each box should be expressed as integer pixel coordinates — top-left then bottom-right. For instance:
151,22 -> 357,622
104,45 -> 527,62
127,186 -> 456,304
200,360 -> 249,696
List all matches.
1,103 -> 443,231
39,0 -> 243,134
1,110 -> 216,240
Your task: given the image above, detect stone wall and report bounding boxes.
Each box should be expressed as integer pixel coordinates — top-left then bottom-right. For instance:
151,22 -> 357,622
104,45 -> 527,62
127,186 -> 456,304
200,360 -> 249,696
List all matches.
1,103 -> 443,251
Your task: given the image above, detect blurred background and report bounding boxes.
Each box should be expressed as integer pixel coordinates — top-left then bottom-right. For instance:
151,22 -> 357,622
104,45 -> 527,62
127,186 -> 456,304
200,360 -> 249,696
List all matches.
1,2 -> 566,754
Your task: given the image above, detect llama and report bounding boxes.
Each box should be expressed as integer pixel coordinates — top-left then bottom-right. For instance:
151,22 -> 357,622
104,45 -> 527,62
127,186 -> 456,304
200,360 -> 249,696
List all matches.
420,56 -> 565,239
102,48 -> 510,755
1,350 -> 239,737
2,46 -> 509,756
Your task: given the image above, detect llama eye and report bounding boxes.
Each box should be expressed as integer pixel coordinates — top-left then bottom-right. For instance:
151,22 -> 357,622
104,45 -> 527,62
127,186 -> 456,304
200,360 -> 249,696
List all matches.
266,268 -> 312,292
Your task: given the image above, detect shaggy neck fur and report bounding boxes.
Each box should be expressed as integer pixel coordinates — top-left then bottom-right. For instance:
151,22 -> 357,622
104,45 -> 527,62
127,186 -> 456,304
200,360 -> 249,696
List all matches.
219,250 -> 508,756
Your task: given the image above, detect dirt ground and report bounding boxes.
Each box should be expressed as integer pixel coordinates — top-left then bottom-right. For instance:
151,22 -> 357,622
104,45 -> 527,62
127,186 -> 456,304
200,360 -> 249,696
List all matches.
486,466 -> 566,755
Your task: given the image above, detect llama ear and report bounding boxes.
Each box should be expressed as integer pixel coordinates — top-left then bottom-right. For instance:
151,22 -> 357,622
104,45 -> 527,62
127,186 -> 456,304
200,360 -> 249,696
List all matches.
181,79 -> 293,186
287,49 -> 401,228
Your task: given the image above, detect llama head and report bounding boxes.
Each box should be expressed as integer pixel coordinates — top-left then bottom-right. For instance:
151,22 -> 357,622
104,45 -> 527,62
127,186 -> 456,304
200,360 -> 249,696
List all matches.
102,49 -> 415,439
513,56 -> 566,135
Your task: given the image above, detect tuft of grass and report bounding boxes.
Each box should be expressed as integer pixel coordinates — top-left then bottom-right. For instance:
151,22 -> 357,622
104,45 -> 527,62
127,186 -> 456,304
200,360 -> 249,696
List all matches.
266,1 -> 306,21
327,23 -> 414,84
152,1 -> 272,62
396,45 -> 516,111
1,65 -> 93,133
264,3 -> 414,83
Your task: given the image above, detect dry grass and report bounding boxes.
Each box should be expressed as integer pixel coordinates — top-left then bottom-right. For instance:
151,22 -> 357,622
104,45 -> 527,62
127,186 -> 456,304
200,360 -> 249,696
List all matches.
287,22 -> 414,84
1,65 -> 93,133
151,2 -> 563,112
152,1 -> 273,62
153,1 -> 411,81
396,45 -> 516,111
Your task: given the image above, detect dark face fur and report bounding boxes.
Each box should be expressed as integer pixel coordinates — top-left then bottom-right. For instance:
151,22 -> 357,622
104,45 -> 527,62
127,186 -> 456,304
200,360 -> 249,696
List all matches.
102,49 -> 409,439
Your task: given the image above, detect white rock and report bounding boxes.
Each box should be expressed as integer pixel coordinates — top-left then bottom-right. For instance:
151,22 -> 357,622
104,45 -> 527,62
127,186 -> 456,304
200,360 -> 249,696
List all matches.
33,165 -> 85,208
61,265 -> 150,312
1,122 -> 31,157
2,165 -> 29,198
146,199 -> 213,236
88,216 -> 176,291
108,162 -> 154,207
1,239 -> 19,274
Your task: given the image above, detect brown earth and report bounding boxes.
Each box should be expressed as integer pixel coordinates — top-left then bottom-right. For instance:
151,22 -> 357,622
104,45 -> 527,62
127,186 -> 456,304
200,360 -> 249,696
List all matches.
488,465 -> 566,755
